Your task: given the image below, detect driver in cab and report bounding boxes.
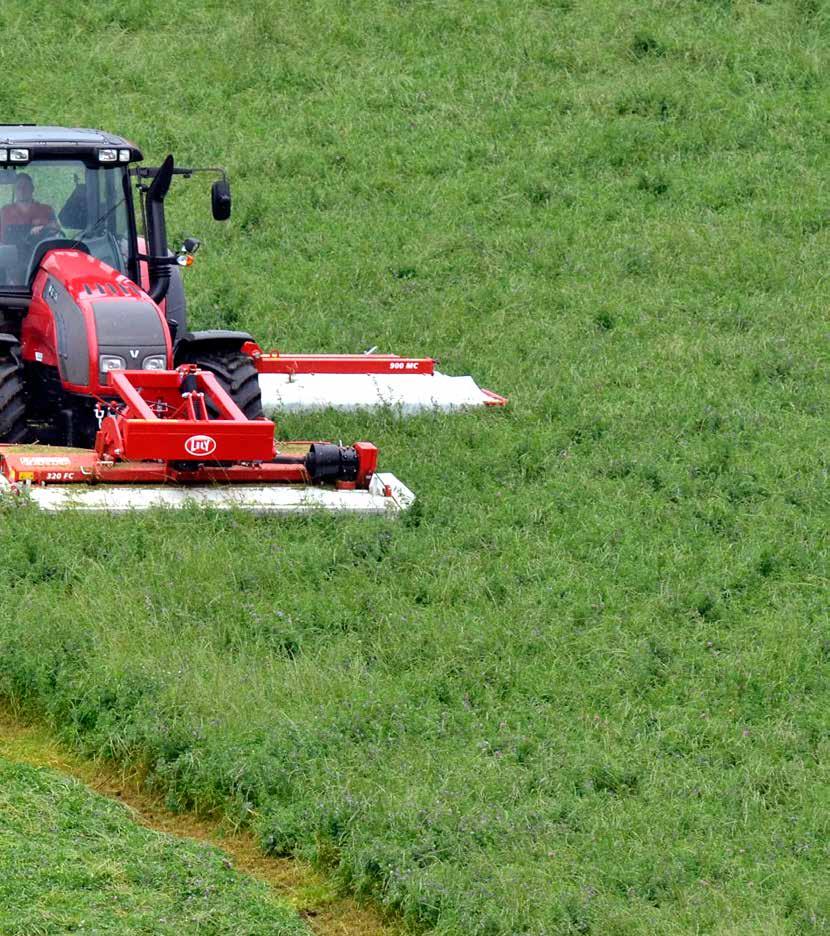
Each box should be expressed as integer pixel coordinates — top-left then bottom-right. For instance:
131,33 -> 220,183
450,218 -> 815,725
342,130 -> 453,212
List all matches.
0,173 -> 57,242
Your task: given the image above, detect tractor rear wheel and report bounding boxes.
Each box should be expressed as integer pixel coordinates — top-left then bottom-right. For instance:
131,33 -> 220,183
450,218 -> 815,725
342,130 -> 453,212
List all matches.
0,345 -> 27,442
178,348 -> 264,420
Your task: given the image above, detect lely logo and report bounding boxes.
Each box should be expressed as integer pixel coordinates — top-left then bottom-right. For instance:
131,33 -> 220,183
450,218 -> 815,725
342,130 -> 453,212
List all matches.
184,435 -> 217,457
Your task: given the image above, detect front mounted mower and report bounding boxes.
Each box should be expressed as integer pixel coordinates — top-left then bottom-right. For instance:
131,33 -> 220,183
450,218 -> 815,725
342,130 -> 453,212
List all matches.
0,366 -> 411,513
0,126 -> 501,513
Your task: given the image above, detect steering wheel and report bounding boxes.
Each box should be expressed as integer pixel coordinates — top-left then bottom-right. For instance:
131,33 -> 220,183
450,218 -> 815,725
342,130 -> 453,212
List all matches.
23,222 -> 65,251
19,223 -> 69,284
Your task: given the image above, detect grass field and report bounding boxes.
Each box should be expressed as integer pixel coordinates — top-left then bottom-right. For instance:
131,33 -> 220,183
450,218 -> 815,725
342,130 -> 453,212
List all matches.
0,1 -> 828,933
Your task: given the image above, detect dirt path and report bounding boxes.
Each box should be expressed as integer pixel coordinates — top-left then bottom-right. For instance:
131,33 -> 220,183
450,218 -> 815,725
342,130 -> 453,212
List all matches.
0,708 -> 405,936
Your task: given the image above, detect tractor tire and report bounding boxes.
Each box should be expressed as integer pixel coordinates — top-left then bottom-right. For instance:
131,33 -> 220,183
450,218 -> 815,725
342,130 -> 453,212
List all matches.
178,348 -> 264,420
0,346 -> 27,442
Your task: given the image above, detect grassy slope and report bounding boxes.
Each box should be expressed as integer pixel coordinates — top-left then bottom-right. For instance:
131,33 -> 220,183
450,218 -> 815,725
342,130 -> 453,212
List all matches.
0,1 -> 828,933
0,756 -> 307,935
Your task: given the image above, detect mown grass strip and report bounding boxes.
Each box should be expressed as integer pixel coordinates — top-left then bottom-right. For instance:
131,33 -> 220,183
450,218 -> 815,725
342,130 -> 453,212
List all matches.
0,752 -> 307,934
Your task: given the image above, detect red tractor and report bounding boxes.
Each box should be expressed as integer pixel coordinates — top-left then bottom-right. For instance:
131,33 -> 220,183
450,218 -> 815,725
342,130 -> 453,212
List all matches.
0,130 -> 262,446
0,126 -> 501,513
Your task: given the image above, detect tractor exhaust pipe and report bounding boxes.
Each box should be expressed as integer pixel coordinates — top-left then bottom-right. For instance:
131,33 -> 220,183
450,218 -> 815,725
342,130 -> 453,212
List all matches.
145,153 -> 174,304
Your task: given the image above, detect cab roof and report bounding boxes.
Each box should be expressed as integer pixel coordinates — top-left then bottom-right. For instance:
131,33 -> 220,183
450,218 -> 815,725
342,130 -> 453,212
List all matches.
0,126 -> 142,161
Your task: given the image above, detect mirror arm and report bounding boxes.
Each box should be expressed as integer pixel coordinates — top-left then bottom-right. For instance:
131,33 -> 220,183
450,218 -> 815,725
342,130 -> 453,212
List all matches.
131,166 -> 227,182
136,253 -> 180,265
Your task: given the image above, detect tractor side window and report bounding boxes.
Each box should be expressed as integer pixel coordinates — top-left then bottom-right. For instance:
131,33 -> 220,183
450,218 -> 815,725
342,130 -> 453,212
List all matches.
0,165 -> 61,285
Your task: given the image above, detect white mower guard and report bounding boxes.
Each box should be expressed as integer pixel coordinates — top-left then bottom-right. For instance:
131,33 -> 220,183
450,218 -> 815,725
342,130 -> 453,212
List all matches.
259,371 -> 503,414
0,472 -> 415,516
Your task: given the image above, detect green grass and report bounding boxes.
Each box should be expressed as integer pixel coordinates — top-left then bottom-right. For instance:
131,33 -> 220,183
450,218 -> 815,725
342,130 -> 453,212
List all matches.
0,756 -> 307,934
0,1 -> 828,933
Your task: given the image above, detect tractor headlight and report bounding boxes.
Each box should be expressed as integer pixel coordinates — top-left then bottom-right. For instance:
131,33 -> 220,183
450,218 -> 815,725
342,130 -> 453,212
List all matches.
9,148 -> 29,162
98,149 -> 118,162
100,354 -> 126,373
119,149 -> 131,162
142,354 -> 166,371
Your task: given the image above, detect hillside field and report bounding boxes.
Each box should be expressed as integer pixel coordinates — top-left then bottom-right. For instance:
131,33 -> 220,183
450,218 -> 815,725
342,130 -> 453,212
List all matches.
0,1 -> 828,934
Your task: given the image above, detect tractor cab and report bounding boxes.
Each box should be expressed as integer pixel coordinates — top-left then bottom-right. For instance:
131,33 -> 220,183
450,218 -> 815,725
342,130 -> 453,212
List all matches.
0,159 -> 133,288
0,127 -> 142,297
0,127 -> 230,312
0,126 -> 245,448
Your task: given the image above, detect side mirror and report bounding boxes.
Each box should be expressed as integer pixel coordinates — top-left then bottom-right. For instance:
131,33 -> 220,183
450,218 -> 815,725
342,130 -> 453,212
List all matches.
211,179 -> 231,220
176,237 -> 202,267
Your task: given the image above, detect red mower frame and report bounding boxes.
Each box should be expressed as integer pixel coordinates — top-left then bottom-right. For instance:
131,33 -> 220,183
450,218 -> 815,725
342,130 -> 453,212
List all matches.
0,363 -> 380,491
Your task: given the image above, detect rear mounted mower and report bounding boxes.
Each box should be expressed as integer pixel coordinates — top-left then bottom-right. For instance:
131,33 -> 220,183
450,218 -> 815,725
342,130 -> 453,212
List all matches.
0,125 -> 503,514
247,345 -> 508,415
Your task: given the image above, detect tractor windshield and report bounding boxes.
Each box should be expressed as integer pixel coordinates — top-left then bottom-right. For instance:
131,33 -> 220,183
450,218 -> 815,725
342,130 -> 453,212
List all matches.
0,160 -> 132,289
